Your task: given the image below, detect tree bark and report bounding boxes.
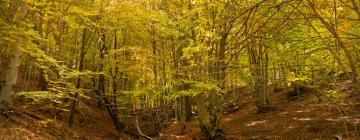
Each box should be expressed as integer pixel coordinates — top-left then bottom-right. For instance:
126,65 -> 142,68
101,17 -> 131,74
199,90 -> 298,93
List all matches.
0,47 -> 21,113
0,0 -> 27,113
248,41 -> 269,113
68,28 -> 88,127
98,33 -> 124,131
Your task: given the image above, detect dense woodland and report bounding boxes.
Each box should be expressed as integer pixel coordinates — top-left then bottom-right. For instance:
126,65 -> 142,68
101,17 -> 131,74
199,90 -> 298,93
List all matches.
1,0 -> 360,139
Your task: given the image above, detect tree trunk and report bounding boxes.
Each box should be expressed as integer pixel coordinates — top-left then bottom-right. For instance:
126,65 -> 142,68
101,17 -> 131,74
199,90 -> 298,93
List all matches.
307,0 -> 360,95
248,42 -> 269,113
98,33 -> 124,131
0,47 -> 21,113
112,30 -> 119,116
68,28 -> 88,127
24,60 -> 33,90
0,0 -> 27,114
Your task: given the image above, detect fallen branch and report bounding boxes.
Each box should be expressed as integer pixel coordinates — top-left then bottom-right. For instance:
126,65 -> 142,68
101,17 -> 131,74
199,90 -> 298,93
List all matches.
135,116 -> 155,140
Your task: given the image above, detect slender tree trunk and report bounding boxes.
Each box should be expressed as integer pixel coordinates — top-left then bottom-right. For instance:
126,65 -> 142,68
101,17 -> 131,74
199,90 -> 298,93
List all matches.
38,70 -> 48,90
112,31 -> 119,116
307,0 -> 360,95
152,32 -> 158,84
24,59 -> 33,90
98,33 -> 124,131
68,28 -> 88,127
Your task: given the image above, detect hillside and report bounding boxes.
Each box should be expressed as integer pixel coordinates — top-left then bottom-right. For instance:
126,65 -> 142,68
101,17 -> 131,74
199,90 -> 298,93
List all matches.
160,87 -> 360,140
0,101 -> 130,140
1,84 -> 359,140
2,0 -> 360,140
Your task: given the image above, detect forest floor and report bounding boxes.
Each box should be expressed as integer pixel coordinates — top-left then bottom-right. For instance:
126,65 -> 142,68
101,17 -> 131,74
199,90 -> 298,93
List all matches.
1,84 -> 360,140
161,85 -> 360,140
0,100 -> 132,140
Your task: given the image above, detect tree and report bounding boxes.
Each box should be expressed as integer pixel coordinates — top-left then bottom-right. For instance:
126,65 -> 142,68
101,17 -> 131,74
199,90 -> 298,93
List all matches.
0,0 -> 28,112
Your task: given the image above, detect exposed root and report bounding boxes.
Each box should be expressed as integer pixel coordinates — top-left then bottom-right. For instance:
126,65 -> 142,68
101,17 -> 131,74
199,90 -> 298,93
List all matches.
135,116 -> 155,140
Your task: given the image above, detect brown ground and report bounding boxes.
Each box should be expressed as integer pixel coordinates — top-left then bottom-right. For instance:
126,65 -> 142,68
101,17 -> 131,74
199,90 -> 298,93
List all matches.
160,88 -> 360,140
1,87 -> 360,140
0,101 -> 132,140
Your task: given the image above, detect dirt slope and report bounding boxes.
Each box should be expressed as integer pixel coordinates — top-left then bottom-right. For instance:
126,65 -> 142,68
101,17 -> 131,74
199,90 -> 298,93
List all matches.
1,87 -> 360,140
161,89 -> 360,140
0,101 -> 131,140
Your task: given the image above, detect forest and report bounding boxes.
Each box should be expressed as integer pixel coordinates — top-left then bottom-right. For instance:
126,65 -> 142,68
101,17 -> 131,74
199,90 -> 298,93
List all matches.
1,0 -> 360,139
